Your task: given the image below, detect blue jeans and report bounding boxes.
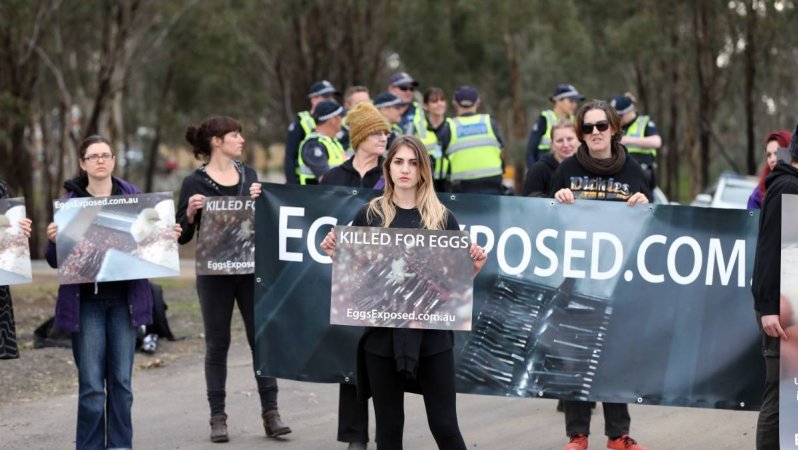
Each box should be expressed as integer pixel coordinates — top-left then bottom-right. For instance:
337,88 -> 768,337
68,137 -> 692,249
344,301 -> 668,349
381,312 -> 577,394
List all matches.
72,297 -> 137,450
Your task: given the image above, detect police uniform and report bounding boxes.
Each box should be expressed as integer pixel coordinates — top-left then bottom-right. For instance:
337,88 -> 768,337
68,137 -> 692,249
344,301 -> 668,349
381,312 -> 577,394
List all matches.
284,80 -> 338,184
525,84 -> 584,169
413,109 -> 448,191
297,100 -> 346,185
438,111 -> 505,195
621,114 -> 659,186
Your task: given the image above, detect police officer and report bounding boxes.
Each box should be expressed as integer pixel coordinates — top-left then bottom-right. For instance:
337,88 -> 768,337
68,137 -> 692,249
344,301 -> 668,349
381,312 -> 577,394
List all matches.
525,83 -> 584,169
284,80 -> 340,184
297,99 -> 346,185
387,72 -> 421,134
609,93 -> 662,189
339,86 -> 371,156
373,92 -> 406,149
417,87 -> 448,191
438,85 -> 505,195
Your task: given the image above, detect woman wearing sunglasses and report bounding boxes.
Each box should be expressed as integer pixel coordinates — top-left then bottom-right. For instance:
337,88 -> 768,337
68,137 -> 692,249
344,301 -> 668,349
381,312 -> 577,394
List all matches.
550,100 -> 651,450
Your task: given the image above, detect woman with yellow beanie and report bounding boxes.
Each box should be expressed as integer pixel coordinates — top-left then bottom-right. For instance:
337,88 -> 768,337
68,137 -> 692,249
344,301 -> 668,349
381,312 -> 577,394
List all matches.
321,101 -> 391,449
322,102 -> 391,190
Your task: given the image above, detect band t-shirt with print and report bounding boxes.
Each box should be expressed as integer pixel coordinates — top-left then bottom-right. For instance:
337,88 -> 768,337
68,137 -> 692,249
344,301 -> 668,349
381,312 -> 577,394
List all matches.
549,155 -> 652,202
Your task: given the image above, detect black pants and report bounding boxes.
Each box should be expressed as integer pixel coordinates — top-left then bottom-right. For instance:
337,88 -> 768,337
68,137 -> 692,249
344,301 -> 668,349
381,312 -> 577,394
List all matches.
756,312 -> 779,450
364,350 -> 466,450
338,383 -> 369,443
564,401 -> 630,438
197,274 -> 278,416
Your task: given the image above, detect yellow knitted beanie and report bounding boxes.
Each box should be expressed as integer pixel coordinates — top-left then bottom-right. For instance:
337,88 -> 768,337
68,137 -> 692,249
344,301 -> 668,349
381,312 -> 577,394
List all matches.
347,102 -> 390,151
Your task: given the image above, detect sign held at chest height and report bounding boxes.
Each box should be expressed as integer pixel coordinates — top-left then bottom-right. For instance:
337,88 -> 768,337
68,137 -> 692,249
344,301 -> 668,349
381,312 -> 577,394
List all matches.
196,196 -> 256,275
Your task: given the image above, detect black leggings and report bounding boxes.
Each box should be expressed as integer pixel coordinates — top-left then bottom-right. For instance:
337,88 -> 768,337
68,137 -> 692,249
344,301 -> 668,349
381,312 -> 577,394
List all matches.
197,274 -> 278,416
364,350 -> 465,450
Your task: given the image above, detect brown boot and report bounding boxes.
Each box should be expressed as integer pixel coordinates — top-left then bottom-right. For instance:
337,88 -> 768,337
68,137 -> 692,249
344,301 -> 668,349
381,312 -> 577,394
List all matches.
262,409 -> 292,437
209,414 -> 229,443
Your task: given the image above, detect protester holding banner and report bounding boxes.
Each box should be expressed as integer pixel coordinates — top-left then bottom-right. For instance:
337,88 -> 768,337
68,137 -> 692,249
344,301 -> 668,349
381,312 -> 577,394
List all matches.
747,130 -> 792,210
522,118 -> 578,197
0,179 -> 31,360
751,125 -> 798,450
44,135 -> 179,449
320,135 -> 488,450
176,116 -> 291,442
321,102 -> 391,191
551,101 -> 651,450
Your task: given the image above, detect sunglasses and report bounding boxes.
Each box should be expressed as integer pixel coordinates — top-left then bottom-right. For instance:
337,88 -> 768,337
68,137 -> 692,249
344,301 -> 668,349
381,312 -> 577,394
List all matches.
581,120 -> 610,134
396,85 -> 414,92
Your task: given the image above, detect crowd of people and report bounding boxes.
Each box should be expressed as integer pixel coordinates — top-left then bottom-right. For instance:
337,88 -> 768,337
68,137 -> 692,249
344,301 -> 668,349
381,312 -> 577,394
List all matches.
0,69 -> 795,450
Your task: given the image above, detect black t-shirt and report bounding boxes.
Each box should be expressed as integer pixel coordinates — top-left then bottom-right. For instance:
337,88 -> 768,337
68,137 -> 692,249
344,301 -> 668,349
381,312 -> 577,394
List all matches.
321,157 -> 383,189
549,154 -> 652,202
522,153 -> 559,197
217,182 -> 239,196
352,203 -> 460,357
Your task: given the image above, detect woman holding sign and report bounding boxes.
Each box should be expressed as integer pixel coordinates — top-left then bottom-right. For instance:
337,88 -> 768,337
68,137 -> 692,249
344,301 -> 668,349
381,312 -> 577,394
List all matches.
320,135 -> 488,450
550,101 -> 651,450
176,116 -> 291,443
0,178 -> 32,360
45,135 -> 180,449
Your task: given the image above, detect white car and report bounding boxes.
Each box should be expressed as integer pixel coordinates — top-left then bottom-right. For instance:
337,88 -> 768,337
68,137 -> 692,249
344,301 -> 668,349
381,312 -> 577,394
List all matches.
690,172 -> 758,209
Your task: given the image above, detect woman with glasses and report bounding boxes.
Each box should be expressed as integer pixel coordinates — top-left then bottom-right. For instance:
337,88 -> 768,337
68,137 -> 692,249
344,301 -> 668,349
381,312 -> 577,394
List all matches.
176,116 -> 291,443
45,135 -> 180,449
551,100 -> 650,450
320,135 -> 488,449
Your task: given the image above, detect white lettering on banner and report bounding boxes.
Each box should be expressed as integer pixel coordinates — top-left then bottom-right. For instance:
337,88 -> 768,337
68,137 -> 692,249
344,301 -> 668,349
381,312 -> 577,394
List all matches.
497,227 -> 532,276
563,231 -> 587,278
308,215 -> 338,264
273,205 -> 750,288
705,238 -> 746,287
667,236 -> 703,285
534,229 -> 558,277
637,235 -> 667,283
279,207 -> 305,262
469,225 -> 495,254
591,232 -> 623,280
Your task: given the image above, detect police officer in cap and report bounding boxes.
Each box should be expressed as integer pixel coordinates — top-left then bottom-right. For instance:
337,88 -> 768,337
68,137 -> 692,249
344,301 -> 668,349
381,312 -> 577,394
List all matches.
526,83 -> 584,169
284,80 -> 340,184
438,86 -> 506,195
610,93 -> 662,189
297,99 -> 346,185
387,72 -> 421,135
373,92 -> 406,149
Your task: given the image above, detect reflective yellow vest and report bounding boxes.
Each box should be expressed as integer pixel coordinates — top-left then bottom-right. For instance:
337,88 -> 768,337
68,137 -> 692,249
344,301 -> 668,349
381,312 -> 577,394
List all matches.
537,110 -> 559,152
413,110 -> 448,181
297,111 -> 316,136
446,114 -> 502,181
297,133 -> 345,185
625,115 -> 655,156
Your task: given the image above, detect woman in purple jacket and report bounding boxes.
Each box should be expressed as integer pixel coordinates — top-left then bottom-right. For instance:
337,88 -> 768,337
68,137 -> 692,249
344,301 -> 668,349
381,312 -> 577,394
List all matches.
45,135 -> 180,450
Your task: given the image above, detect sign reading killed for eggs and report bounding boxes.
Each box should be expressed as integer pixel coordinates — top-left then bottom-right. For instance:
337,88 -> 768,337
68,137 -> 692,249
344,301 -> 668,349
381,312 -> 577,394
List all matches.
330,226 -> 473,331
196,196 -> 256,275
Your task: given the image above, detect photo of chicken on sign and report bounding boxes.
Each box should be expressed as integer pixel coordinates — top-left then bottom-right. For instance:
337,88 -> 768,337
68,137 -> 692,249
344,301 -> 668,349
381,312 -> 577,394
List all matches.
0,197 -> 31,286
52,192 -> 180,285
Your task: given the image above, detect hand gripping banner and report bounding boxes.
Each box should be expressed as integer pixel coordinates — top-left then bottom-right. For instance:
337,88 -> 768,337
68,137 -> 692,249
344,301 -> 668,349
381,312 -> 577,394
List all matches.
254,183 -> 762,410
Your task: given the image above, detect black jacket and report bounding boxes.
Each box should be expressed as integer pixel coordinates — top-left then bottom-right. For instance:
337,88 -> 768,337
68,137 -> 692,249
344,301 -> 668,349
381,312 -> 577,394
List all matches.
175,161 -> 257,244
522,153 -> 559,197
321,157 -> 383,189
752,162 -> 798,315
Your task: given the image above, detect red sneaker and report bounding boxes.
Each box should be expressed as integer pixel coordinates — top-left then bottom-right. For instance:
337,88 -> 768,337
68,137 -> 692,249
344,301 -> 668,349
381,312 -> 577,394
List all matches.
606,435 -> 648,450
563,434 -> 588,450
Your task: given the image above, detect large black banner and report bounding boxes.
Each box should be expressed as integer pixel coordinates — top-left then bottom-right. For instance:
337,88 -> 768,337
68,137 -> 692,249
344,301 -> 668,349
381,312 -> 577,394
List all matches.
255,183 -> 763,410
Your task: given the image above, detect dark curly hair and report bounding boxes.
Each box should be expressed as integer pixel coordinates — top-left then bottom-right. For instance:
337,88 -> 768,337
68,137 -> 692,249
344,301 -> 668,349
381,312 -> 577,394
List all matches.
185,116 -> 242,160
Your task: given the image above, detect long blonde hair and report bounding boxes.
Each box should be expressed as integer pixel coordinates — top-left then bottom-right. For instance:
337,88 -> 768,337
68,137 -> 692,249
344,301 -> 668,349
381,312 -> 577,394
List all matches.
366,135 -> 448,230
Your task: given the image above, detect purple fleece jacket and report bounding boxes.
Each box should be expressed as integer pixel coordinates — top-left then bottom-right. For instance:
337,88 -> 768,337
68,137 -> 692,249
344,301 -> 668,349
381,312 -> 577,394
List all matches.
45,176 -> 153,333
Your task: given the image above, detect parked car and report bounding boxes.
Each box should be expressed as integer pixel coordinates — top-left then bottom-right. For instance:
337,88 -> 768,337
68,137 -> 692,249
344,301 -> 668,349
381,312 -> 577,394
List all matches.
690,172 -> 757,209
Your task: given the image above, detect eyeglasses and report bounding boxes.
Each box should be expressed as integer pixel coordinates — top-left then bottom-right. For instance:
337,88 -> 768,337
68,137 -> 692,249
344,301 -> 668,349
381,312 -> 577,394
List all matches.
369,131 -> 390,138
396,85 -> 414,92
82,153 -> 115,162
580,121 -> 610,134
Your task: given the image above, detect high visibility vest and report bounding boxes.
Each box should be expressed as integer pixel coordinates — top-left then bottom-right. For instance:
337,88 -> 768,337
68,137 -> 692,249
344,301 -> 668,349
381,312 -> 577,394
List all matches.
625,115 -> 655,156
297,133 -> 346,185
413,110 -> 448,181
401,102 -> 422,135
297,110 -> 316,136
446,114 -> 502,181
537,110 -> 560,152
